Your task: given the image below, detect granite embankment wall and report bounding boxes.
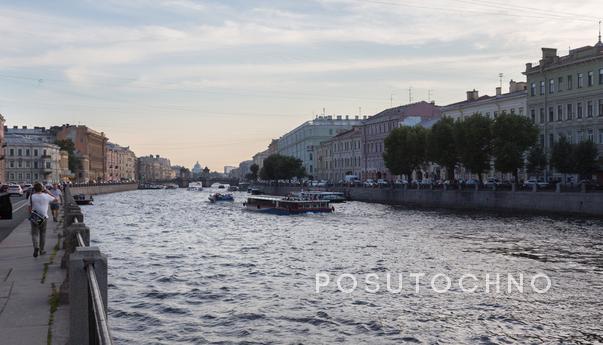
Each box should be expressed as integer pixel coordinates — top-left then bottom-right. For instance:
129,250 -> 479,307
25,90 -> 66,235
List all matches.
260,185 -> 603,217
70,183 -> 138,196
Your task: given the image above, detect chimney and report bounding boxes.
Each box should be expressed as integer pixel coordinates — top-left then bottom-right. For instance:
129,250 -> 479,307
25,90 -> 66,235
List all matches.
345,115 -> 349,120
466,89 -> 479,101
355,115 -> 359,120
495,87 -> 502,96
22,126 -> 27,129
13,126 -> 17,129
525,63 -> 532,72
541,48 -> 558,66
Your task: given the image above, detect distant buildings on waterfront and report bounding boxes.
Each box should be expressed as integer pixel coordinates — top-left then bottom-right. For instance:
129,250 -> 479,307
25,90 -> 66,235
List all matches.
137,155 -> 174,183
242,36 -> 603,182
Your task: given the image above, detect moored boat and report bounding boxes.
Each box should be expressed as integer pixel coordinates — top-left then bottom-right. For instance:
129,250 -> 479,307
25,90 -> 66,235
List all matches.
227,185 -> 239,192
73,194 -> 94,205
187,182 -> 203,191
208,193 -> 234,202
244,195 -> 334,215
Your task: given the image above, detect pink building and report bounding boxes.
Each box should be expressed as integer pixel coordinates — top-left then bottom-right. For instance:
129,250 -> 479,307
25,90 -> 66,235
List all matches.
361,101 -> 441,180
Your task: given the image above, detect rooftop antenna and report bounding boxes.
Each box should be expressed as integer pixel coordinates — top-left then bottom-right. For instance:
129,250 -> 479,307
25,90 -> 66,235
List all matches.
428,89 -> 433,102
598,20 -> 602,43
408,87 -> 413,103
358,106 -> 362,116
390,92 -> 394,107
498,73 -> 504,88
322,107 -> 325,116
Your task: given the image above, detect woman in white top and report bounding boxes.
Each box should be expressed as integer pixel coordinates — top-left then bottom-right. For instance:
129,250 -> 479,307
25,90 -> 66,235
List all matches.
28,183 -> 58,257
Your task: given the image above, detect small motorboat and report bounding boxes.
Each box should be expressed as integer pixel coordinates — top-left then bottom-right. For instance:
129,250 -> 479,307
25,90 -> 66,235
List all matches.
208,193 -> 234,203
73,194 -> 94,205
244,195 -> 334,215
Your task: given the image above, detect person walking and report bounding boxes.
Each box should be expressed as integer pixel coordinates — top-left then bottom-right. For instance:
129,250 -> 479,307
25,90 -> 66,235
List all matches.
49,183 -> 63,222
28,183 -> 58,257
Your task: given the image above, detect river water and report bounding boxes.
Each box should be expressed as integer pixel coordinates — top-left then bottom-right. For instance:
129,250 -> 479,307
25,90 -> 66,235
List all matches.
83,189 -> 603,344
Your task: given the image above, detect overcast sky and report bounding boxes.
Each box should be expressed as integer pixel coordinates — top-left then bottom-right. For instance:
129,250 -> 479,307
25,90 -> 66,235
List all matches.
1,0 -> 601,170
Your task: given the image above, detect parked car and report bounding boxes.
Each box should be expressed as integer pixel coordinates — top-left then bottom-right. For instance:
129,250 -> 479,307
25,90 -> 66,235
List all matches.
419,178 -> 433,185
484,178 -> 500,188
464,179 -> 480,186
394,179 -> 408,186
363,179 -> 376,187
523,179 -> 549,188
376,179 -> 389,187
7,185 -> 24,196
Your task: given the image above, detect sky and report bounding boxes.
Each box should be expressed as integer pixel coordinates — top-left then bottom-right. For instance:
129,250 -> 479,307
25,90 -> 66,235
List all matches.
0,0 -> 601,171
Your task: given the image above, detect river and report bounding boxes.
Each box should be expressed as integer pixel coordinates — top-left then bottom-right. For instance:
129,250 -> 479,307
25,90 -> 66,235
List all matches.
83,189 -> 603,344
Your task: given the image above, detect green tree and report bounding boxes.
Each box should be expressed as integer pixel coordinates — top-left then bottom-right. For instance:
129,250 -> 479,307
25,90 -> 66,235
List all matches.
383,125 -> 428,179
426,116 -> 458,180
550,136 -> 574,180
574,140 -> 599,180
491,113 -> 539,181
454,114 -> 493,181
247,163 -> 259,181
526,145 -> 547,177
55,139 -> 81,173
259,154 -> 306,181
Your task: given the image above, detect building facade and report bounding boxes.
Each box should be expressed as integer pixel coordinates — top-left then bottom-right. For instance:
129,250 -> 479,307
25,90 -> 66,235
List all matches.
524,43 -> 603,170
362,101 -> 441,180
55,125 -> 108,182
316,127 -> 363,182
277,115 -> 363,177
4,135 -> 62,184
105,142 -> 137,182
0,115 -> 5,183
441,80 -> 527,120
137,155 -> 173,182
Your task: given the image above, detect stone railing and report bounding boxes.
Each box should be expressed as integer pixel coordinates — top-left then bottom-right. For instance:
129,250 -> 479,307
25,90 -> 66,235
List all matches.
60,187 -> 113,345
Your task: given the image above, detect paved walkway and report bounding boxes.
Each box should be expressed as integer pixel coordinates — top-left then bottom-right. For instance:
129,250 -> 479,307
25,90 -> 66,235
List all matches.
0,213 -> 69,345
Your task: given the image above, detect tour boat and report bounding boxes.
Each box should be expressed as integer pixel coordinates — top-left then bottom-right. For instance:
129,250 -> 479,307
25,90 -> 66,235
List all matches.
73,194 -> 94,205
208,193 -> 234,203
244,195 -> 334,215
187,182 -> 203,191
294,191 -> 347,203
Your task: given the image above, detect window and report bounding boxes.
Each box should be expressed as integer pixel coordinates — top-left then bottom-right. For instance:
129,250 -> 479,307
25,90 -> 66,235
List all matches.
567,75 -> 573,89
558,76 -> 563,91
46,162 -> 51,169
519,107 -> 524,115
600,68 -> 603,85
588,71 -> 594,86
17,149 -> 22,156
577,102 -> 583,118
599,129 -> 603,144
540,81 -> 545,95
530,82 -> 536,96
600,99 -> 603,116
9,149 -> 14,156
539,108 -> 545,123
549,79 -> 555,93
17,161 -> 22,168
549,134 -> 554,148
557,105 -> 563,121
9,160 -> 14,168
587,101 -> 593,117
493,111 -> 498,118
9,173 -> 14,180
530,109 -> 536,123
25,149 -> 30,156
577,130 -> 584,142
578,73 -> 584,88
510,108 -> 515,114
567,104 -> 573,120
548,107 -> 554,122
588,129 -> 594,142
33,149 -> 38,156
539,134 -> 545,147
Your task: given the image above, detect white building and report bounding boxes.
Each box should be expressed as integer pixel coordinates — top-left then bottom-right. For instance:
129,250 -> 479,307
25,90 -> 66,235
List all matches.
441,80 -> 527,119
277,115 -> 364,176
5,135 -> 62,184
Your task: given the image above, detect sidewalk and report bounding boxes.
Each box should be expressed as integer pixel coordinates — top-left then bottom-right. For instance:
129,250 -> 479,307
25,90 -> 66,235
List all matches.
0,216 -> 69,345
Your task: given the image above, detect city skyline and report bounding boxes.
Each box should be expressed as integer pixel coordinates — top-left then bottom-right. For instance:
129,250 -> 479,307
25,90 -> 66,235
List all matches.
0,0 -> 601,170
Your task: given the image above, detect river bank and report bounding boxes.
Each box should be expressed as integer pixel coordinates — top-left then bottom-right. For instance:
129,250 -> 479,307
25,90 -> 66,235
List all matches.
258,185 -> 603,217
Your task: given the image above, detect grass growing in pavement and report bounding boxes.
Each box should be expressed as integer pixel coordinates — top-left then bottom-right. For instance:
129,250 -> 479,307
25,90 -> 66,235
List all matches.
40,238 -> 61,284
47,283 -> 60,345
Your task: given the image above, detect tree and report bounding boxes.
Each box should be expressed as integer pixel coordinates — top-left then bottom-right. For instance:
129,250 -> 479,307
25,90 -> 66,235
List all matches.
55,139 -> 81,173
526,145 -> 547,177
426,116 -> 458,180
491,113 -> 539,181
259,154 -> 306,181
550,136 -> 574,180
383,125 -> 428,179
247,163 -> 259,181
454,114 -> 493,181
574,140 -> 599,180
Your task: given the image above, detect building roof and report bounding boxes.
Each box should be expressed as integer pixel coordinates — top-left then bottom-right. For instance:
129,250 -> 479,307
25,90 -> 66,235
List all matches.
363,101 -> 440,124
5,134 -> 60,148
524,43 -> 603,75
442,90 -> 526,110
